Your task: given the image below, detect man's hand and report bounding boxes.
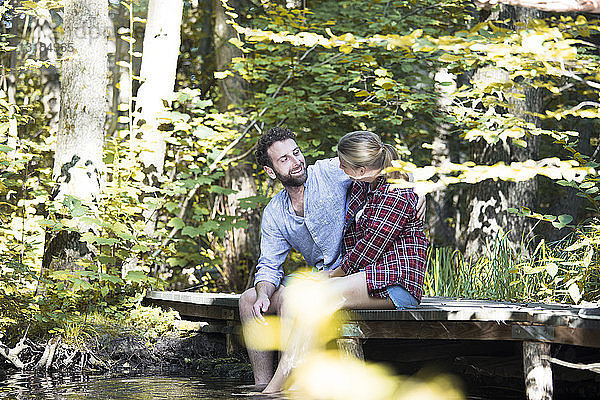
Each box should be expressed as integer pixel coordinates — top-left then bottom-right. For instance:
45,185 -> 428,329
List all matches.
252,293 -> 270,324
416,194 -> 426,223
253,281 -> 276,324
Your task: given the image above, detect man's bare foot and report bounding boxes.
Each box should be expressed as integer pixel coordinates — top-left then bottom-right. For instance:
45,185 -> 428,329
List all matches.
261,382 -> 283,394
238,383 -> 269,391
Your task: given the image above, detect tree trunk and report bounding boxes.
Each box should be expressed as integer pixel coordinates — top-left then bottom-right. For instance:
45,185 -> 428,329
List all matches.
428,68 -> 460,247
0,15 -> 19,155
134,0 -> 184,236
505,6 -> 542,251
462,6 -> 542,258
31,17 -> 60,132
476,0 -> 600,13
213,0 -> 245,112
463,66 -> 512,259
43,0 -> 109,270
213,0 -> 260,291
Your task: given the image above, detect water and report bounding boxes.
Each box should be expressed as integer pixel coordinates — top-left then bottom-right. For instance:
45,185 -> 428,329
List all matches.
0,373 -> 274,400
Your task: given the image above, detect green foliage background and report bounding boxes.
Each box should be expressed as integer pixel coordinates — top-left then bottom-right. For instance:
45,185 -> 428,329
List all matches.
1,0 -> 600,345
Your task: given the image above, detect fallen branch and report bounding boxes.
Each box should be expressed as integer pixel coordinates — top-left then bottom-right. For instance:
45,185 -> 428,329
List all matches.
35,337 -> 61,371
0,338 -> 27,369
544,356 -> 600,374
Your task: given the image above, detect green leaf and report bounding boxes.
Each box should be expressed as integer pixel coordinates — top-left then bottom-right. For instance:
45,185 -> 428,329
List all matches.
238,195 -> 269,209
551,214 -> 573,229
132,244 -> 150,252
167,217 -> 185,230
209,185 -> 237,195
99,273 -> 124,285
181,225 -> 203,237
199,220 -> 220,235
49,270 -> 72,280
125,270 -> 150,284
72,278 -> 93,292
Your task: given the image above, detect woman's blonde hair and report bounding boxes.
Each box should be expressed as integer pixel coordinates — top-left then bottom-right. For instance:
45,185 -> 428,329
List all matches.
337,131 -> 407,180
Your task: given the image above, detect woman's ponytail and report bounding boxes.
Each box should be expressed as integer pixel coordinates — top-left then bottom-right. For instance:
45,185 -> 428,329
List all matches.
382,143 -> 407,180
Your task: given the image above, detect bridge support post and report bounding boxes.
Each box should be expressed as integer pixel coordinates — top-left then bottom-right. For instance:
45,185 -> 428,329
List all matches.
523,341 -> 553,400
336,338 -> 364,360
226,321 -> 242,355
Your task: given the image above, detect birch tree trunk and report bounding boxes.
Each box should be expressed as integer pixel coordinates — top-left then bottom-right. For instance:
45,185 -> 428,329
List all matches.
214,0 -> 260,291
43,0 -> 109,270
31,17 -> 60,132
134,0 -> 184,236
0,16 -> 19,154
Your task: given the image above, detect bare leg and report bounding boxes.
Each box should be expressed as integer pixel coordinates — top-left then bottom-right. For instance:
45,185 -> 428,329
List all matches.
328,271 -> 395,309
263,271 -> 392,393
239,286 -> 285,386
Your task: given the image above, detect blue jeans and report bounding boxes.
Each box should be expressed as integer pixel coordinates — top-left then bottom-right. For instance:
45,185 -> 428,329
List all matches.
387,284 -> 419,310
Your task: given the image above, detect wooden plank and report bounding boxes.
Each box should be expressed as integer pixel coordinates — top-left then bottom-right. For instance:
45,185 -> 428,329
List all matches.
343,308 -> 537,323
143,291 -> 600,347
340,320 -> 600,348
145,299 -> 238,321
145,290 -> 240,307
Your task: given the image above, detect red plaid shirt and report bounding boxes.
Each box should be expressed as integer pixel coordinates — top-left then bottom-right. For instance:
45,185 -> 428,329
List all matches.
340,178 -> 428,301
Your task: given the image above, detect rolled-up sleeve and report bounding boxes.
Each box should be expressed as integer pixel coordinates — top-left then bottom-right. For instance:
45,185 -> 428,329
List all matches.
254,208 -> 290,288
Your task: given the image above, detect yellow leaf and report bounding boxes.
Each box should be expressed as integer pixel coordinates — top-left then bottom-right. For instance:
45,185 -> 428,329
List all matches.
438,53 -> 461,63
214,71 -> 233,79
228,38 -> 244,48
568,283 -> 581,304
339,44 -> 353,54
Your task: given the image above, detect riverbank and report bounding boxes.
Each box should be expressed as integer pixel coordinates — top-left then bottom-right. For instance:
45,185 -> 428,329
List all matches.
0,306 -> 252,381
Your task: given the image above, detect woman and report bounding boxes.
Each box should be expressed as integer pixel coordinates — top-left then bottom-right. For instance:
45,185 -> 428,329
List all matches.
262,131 -> 428,393
328,130 -> 428,309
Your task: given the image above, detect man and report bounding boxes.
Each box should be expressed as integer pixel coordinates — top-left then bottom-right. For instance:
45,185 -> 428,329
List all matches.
238,127 -> 424,387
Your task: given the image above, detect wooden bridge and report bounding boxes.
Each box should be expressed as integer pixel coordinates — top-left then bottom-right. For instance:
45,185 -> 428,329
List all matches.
144,291 -> 600,399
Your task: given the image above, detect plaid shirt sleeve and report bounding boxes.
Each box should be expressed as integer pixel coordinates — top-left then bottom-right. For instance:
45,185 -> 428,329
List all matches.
340,186 -> 414,275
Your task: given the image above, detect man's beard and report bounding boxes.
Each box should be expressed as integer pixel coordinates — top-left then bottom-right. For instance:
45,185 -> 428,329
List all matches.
275,166 -> 307,187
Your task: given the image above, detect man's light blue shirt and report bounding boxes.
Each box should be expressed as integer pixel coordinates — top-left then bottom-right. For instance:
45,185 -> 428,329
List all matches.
254,157 -> 352,288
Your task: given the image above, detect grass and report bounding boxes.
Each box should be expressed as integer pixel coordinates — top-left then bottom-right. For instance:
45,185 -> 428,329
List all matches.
424,228 -> 600,304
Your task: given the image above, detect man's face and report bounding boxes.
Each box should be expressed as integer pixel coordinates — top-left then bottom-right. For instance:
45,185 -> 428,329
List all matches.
265,139 -> 307,187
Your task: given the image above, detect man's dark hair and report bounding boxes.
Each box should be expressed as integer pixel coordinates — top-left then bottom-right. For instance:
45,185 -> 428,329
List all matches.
255,127 -> 297,168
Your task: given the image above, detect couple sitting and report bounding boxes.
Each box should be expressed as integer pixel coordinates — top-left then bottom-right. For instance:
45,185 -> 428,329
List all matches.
238,127 -> 428,393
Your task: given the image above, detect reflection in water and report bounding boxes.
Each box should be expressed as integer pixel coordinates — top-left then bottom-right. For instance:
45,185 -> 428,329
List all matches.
0,373 -> 276,400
